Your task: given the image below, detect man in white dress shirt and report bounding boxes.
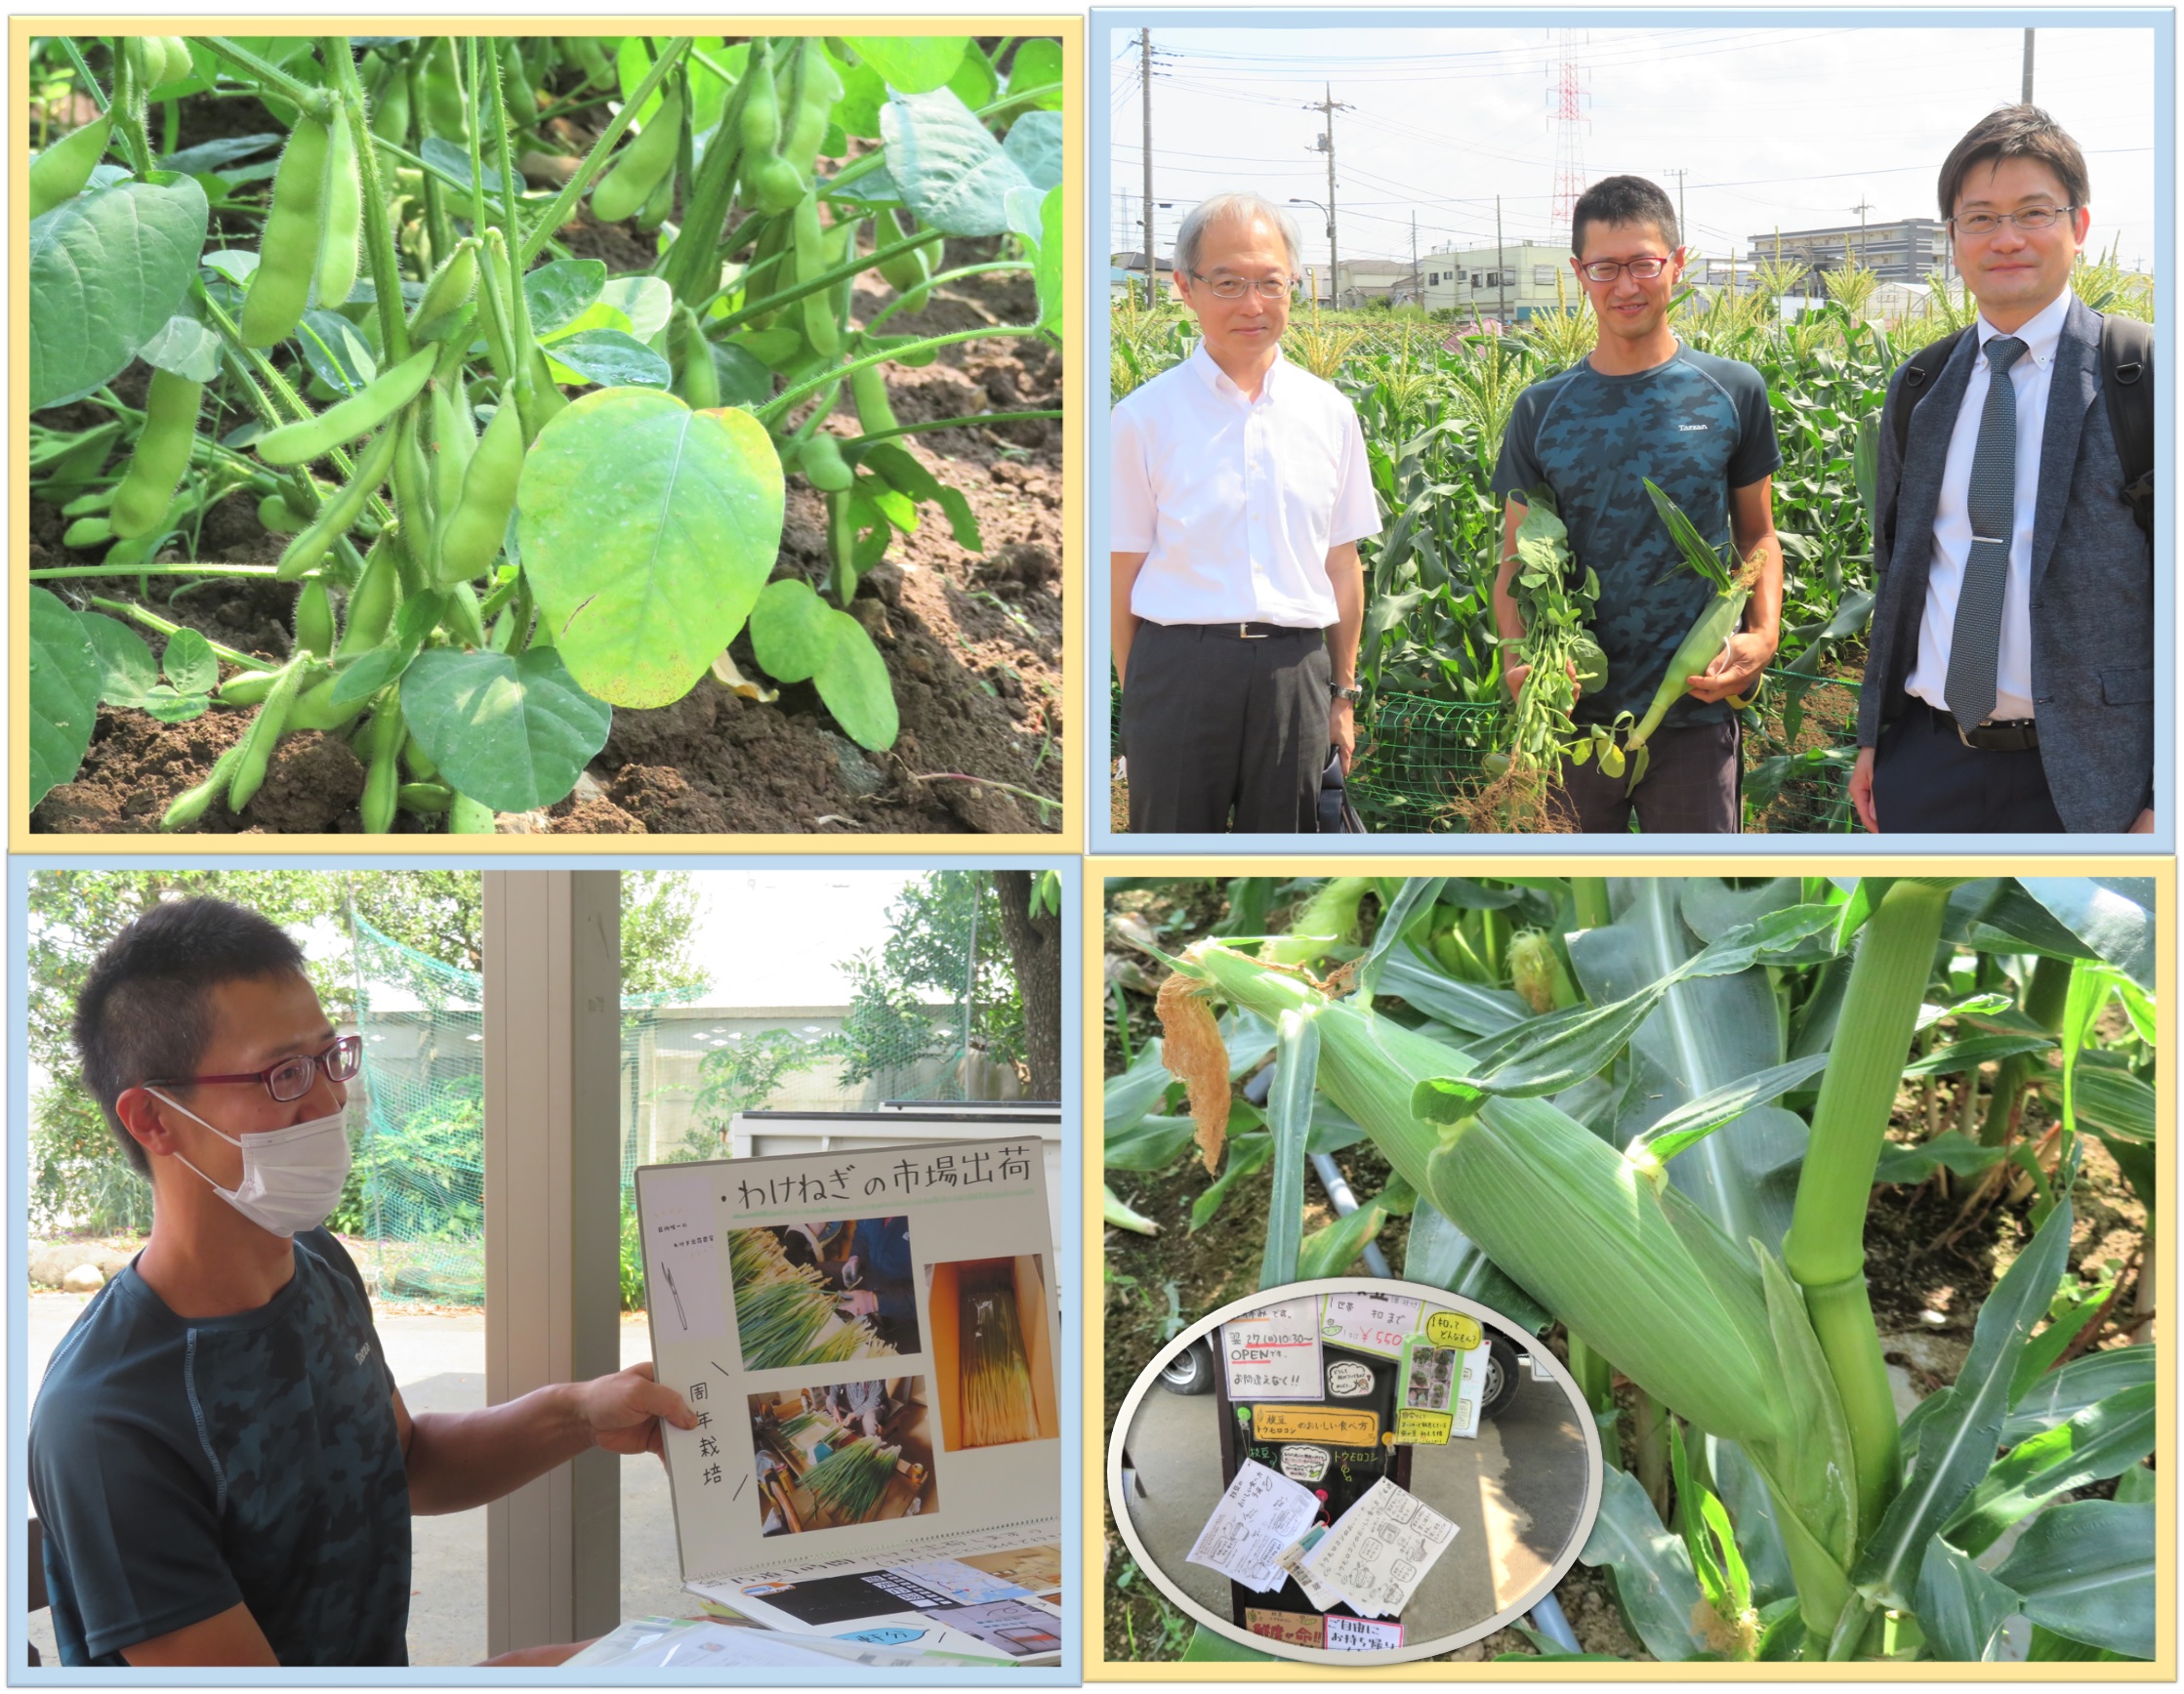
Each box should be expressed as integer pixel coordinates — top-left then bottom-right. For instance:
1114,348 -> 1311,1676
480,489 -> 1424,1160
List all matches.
1851,107 -> 2156,834
1110,192 -> 1379,833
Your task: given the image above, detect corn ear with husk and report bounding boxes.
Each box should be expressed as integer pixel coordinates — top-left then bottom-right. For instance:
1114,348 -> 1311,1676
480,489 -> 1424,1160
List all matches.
1164,937 -> 1859,1635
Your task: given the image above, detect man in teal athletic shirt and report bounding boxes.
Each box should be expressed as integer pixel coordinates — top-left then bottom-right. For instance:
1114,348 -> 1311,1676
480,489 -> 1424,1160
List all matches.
1492,174 -> 1786,833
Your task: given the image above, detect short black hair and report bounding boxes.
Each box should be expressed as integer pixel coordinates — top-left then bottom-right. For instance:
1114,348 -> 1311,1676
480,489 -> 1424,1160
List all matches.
1571,176 -> 1679,258
74,897 -> 309,1176
1938,104 -> 2089,222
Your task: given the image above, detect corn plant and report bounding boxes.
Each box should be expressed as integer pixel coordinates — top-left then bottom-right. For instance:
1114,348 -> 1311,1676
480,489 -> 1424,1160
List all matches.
1118,873 -> 2156,1662
28,33 -> 1064,823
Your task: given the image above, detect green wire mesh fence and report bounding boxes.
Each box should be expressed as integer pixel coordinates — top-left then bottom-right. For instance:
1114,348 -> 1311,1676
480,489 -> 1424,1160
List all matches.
348,915 -> 1001,1303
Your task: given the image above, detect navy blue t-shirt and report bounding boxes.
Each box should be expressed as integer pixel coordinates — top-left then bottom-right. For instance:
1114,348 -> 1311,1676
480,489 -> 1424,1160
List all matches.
1493,344 -> 1783,728
28,1229 -> 411,1666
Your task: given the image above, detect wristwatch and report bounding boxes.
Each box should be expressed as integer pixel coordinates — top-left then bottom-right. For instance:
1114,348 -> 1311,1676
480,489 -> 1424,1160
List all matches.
1331,682 -> 1363,703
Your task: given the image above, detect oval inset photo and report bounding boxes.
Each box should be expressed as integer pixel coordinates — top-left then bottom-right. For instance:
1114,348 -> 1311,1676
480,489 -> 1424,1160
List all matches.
1107,1280 -> 1603,1666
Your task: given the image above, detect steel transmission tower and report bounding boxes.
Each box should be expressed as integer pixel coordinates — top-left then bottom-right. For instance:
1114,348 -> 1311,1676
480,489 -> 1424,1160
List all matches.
1547,31 -> 1590,244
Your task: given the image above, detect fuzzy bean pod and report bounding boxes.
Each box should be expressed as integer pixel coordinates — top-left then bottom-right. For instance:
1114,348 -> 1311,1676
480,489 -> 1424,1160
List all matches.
63,516 -> 113,549
397,781 -> 453,813
359,696 -> 406,832
28,114 -> 112,219
287,673 -> 363,732
110,371 -> 203,539
850,361 -> 898,437
591,89 -> 682,224
312,107 -> 361,310
410,243 -> 477,341
258,495 -> 307,533
337,533 -> 401,656
793,192 -> 841,357
448,793 -> 496,832
274,420 -> 401,581
671,307 -> 719,409
366,51 -> 411,144
256,346 -> 436,467
240,114 -> 333,348
434,399 -> 523,585
217,669 -> 280,707
798,431 -> 854,492
876,206 -> 932,312
429,380 -> 477,525
444,579 -> 489,647
161,741 -> 245,831
293,579 -> 335,657
228,658 -> 309,811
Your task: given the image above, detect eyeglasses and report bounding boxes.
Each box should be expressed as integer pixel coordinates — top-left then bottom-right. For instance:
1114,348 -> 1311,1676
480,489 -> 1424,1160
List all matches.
1188,271 -> 1294,300
149,1035 -> 362,1103
1952,206 -> 2078,236
1578,256 -> 1672,283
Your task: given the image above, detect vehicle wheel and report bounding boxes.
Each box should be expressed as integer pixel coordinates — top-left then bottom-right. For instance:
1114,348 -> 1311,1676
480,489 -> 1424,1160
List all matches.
1158,1337 -> 1217,1395
1479,1337 -> 1522,1419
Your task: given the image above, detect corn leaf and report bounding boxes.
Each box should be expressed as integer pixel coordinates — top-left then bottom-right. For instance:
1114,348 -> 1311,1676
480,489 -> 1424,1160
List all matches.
1356,876 -> 1445,1000
2008,1273 -> 2116,1402
1295,1184 -> 1394,1279
1873,1133 -> 2009,1185
1102,1183 -> 1160,1235
1103,1039 -> 1172,1135
1710,1438 -> 1797,1608
1578,1466 -> 1712,1662
2014,878 -> 2157,988
1901,1034 -> 2055,1076
1628,1054 -> 1833,1167
1943,1383 -> 2156,1556
1104,1114 -> 1196,1173
1912,1537 -> 2017,1662
2002,1344 -> 2154,1445
1258,1010 -> 1319,1289
1991,1500 -> 2155,1660
1852,1195 -> 2075,1609
1189,1132 -> 1271,1232
1643,476 -> 1734,591
1376,951 -> 1527,1037
1747,1248 -> 1857,1632
2067,1066 -> 2157,1142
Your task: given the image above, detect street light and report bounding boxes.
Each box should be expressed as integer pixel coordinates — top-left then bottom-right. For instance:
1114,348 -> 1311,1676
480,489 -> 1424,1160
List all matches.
1290,197 -> 1330,305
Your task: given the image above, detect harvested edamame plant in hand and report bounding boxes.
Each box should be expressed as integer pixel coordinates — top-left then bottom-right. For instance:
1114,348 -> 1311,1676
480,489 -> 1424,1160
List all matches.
26,33 -> 1067,832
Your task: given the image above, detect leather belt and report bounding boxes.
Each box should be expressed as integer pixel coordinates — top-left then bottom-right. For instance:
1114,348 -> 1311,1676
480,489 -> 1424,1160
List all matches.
1932,704 -> 2040,752
1191,622 -> 1316,640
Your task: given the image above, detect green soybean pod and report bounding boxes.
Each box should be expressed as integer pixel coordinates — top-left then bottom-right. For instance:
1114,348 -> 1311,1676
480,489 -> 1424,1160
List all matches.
430,380 -> 476,525
359,698 -> 406,832
391,407 -> 435,562
161,742 -> 245,831
592,88 -> 682,224
434,398 -> 523,585
850,361 -> 898,437
422,37 -> 467,139
258,495 -> 307,533
799,430 -> 853,493
63,516 -> 113,549
256,345 -> 436,467
448,793 -> 496,833
313,106 -> 361,310
228,659 -> 309,812
522,346 -> 570,432
740,42 -> 780,155
443,579 -> 489,648
747,151 -> 805,216
397,781 -> 454,813
793,193 -> 841,356
782,48 -> 839,173
366,51 -> 411,145
110,371 -> 204,539
502,41 -> 538,120
826,486 -> 859,601
217,668 -> 281,707
409,242 -> 476,341
401,734 -> 439,783
294,578 -> 335,657
337,533 -> 401,655
240,114 -> 332,348
566,36 -> 615,91
672,306 -> 719,409
287,672 -> 364,732
876,205 -> 932,310
28,114 -> 112,220
275,420 -> 401,581
62,488 -> 114,516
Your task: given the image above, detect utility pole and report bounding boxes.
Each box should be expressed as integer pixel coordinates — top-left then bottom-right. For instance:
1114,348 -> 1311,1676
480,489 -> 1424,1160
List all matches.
1306,83 -> 1352,306
1140,28 -> 1156,308
1410,212 -> 1419,307
1849,196 -> 1874,268
2022,28 -> 2035,103
1496,195 -> 1507,328
1663,166 -> 1688,242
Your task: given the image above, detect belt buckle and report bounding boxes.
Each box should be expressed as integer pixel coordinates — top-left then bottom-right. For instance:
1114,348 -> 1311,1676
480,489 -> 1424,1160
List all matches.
1237,622 -> 1266,640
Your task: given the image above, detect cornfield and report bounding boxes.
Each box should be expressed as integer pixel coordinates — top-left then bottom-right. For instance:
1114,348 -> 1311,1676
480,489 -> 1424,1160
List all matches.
959,1270 -> 1041,1447
729,1227 -> 891,1371
802,1435 -> 902,1524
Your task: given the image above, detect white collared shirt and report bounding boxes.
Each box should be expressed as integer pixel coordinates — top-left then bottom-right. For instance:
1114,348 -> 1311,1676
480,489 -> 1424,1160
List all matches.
1111,341 -> 1380,627
1906,287 -> 2074,722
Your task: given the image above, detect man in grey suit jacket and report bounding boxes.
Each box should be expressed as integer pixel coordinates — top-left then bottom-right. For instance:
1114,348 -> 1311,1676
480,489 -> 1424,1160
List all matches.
1852,106 -> 2155,835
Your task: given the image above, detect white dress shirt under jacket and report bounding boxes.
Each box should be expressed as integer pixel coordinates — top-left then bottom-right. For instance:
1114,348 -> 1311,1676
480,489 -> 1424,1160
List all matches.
1904,287 -> 2074,723
1111,342 -> 1381,627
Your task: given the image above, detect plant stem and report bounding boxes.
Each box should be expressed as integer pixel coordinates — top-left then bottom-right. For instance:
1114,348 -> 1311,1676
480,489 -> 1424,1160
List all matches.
1784,877 -> 1952,1538
200,37 -> 333,116
860,261 -> 1032,334
1571,877 -> 1613,930
1565,1337 -> 1620,1466
57,36 -> 109,114
907,772 -> 1060,817
1979,954 -> 2073,1146
756,324 -> 1032,426
515,37 -> 693,268
848,409 -> 1061,447
32,563 -> 278,580
706,227 -> 944,334
1632,1390 -> 1671,1516
324,37 -> 410,361
87,597 -> 278,669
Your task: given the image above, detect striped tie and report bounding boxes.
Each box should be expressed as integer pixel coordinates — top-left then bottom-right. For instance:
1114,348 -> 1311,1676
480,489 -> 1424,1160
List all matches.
1943,335 -> 2028,728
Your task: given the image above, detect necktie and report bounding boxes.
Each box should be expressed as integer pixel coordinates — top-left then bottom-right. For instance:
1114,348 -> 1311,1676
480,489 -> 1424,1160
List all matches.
1943,335 -> 2028,727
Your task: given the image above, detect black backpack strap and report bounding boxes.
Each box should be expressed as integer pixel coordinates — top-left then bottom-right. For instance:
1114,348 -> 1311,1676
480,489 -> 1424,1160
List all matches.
1882,327 -> 1969,554
2098,313 -> 2155,539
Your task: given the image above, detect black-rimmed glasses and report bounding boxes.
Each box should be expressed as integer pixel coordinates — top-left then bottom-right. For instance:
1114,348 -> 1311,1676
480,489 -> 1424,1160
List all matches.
148,1035 -> 363,1102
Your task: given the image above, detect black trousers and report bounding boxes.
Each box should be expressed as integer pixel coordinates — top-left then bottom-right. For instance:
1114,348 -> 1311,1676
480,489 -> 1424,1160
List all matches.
1872,699 -> 2065,833
1120,623 -> 1330,833
1556,718 -> 1742,834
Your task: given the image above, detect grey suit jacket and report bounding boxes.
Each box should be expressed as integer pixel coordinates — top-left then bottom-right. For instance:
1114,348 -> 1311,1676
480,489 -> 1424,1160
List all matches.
1857,296 -> 2154,832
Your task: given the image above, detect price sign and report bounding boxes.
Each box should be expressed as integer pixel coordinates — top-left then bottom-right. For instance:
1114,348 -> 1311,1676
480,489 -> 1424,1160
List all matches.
1320,1292 -> 1422,1359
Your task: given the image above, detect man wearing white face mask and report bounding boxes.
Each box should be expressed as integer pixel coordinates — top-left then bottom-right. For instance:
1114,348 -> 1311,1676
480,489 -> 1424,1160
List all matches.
28,898 -> 698,1668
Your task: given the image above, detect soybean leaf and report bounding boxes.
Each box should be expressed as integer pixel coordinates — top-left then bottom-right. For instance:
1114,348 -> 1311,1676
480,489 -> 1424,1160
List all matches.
1190,1133 -> 1271,1232
1991,1500 -> 2154,1661
846,36 -> 968,94
139,686 -> 208,724
1357,876 -> 1444,1000
520,391 -> 784,709
1628,1054 -> 1833,1167
1943,1383 -> 2156,1556
1294,1189 -> 1388,1278
523,258 -> 609,337
1873,1133 -> 2008,1184
1002,109 -> 1063,189
834,55 -> 887,139
1104,1115 -> 1195,1174
1913,1537 -> 2017,1662
135,311 -> 223,383
1851,1194 -> 2075,1609
2015,878 -> 2156,988
80,612 -> 158,706
595,276 -> 676,343
812,612 -> 899,751
1401,1200 -> 1551,1333
1902,1033 -> 2055,1076
1258,1011 -> 1319,1289
399,646 -> 612,812
709,342 -> 773,407
296,309 -> 377,395
1380,952 -> 1527,1037
1004,40 -> 1065,110
160,627 -> 218,694
160,133 -> 282,176
1578,1466 -> 1710,1662
1103,1184 -> 1160,1236
544,328 -> 672,390
419,135 -> 503,195
947,42 -> 999,110
30,175 -> 210,409
28,589 -> 103,806
748,578 -> 834,683
880,87 -> 1035,237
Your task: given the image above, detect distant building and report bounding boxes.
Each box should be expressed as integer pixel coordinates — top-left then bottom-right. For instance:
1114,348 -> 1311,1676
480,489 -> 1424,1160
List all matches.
1111,249 -> 1176,298
1865,279 -> 1936,325
1746,218 -> 1951,289
1404,243 -> 1575,322
1319,258 -> 1412,308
